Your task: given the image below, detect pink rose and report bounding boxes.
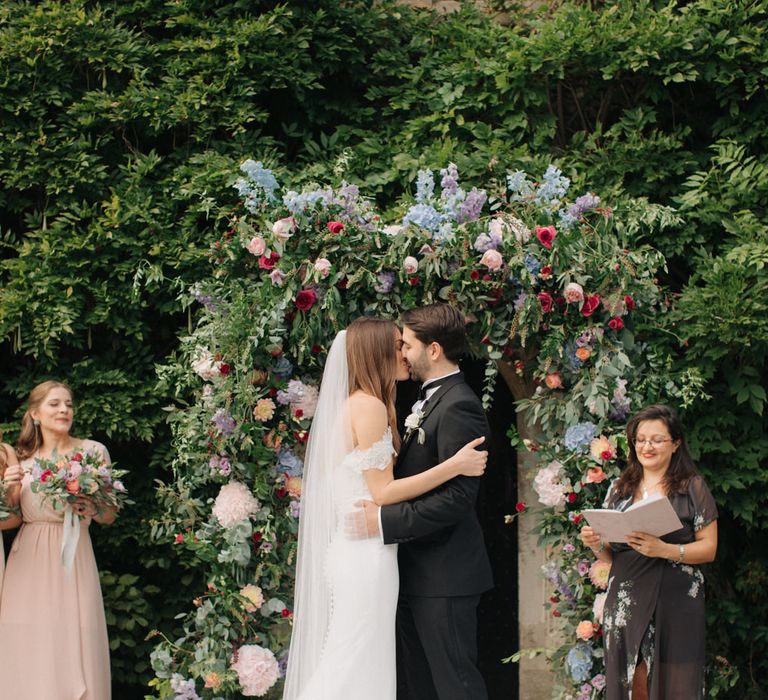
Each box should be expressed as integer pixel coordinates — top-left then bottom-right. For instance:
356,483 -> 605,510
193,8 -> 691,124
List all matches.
480,249 -> 503,271
581,294 -> 601,317
271,217 -> 295,241
537,292 -> 554,313
576,620 -> 595,641
403,256 -> 418,274
327,221 -> 344,235
564,282 -> 584,304
608,316 -> 624,331
314,258 -> 332,278
246,237 -> 266,256
535,225 -> 556,249
269,269 -> 285,286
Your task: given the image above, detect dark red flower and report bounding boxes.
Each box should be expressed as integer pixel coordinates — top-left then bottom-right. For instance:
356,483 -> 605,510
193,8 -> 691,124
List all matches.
482,274 -> 492,282
336,277 -> 348,290
174,534 -> 184,544
295,289 -> 318,311
549,596 -> 560,604
294,409 -> 304,419
567,492 -> 577,504
311,344 -> 322,354
601,449 -> 614,460
608,316 -> 624,331
488,288 -> 503,307
268,387 -> 278,398
258,252 -> 280,270
552,610 -> 562,618
624,295 -> 636,311
535,225 -> 557,249
73,453 -> 83,462
470,270 -> 480,281
281,608 -> 292,618
581,294 -> 601,317
276,487 -> 287,499
409,277 -> 419,286
327,221 -> 344,235
540,265 -> 553,279
40,469 -> 53,483
537,292 -> 554,313
515,502 -> 526,513
481,335 -> 491,345
218,363 -> 230,376
572,514 -> 583,525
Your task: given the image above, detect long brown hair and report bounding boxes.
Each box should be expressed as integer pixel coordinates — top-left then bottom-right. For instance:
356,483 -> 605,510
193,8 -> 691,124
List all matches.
611,404 -> 698,503
346,317 -> 401,449
16,380 -> 73,460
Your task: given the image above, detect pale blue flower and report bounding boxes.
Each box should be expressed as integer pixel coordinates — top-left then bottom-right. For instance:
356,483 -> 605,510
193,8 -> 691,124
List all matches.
566,344 -> 583,370
524,255 -> 541,276
277,447 -> 303,476
566,643 -> 593,683
415,169 -> 435,203
564,422 -> 597,452
433,222 -> 455,242
535,165 -> 570,205
273,356 -> 293,380
235,160 -> 279,212
282,189 -> 333,214
507,170 -> 534,200
403,203 -> 442,232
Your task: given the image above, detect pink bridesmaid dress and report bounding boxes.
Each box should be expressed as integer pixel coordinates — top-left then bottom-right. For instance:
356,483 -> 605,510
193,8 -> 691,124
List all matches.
0,438 -> 111,699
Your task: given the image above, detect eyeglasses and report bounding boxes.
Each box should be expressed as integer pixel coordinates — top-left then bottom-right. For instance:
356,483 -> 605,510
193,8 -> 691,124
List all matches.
633,437 -> 672,447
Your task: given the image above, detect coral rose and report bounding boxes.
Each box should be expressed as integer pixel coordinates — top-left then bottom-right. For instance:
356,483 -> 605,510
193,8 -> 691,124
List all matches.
575,347 -> 591,361
65,479 -> 81,495
586,466 -> 608,484
576,620 -> 595,641
545,372 -> 563,389
253,399 -> 276,422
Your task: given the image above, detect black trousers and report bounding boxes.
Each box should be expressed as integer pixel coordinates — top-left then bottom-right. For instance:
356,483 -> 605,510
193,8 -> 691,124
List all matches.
396,593 -> 488,700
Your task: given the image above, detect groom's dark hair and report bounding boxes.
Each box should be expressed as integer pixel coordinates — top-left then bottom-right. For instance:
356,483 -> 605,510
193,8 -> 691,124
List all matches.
401,303 -> 466,363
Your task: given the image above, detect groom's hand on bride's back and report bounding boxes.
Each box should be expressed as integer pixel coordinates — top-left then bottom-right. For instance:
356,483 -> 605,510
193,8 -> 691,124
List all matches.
344,500 -> 380,539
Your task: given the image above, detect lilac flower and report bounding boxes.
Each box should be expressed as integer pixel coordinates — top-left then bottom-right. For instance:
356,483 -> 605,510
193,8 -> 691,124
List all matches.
564,422 -> 598,453
190,284 -> 218,313
535,165 -> 570,205
542,561 -> 578,607
576,559 -> 591,577
592,673 -> 607,690
457,187 -> 487,223
170,673 -> 202,700
563,543 -> 576,553
440,162 -> 460,196
507,170 -> 534,200
276,379 -> 305,406
273,356 -> 293,380
403,203 -> 442,232
415,169 -> 435,203
212,409 -> 236,436
209,454 -> 232,476
568,193 -> 601,219
374,271 -> 395,294
610,378 -> 632,421
289,500 -> 301,518
513,292 -> 528,311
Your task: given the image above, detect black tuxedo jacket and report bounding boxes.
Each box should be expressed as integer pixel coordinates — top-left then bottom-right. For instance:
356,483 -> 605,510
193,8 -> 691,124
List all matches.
380,373 -> 494,597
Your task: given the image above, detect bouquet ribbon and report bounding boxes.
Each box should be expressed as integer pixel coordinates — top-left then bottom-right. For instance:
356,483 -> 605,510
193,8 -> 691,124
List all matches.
61,504 -> 80,574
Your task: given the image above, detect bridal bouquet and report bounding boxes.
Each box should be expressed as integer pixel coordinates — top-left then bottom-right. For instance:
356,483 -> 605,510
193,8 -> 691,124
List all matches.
0,479 -> 20,521
30,449 -> 130,514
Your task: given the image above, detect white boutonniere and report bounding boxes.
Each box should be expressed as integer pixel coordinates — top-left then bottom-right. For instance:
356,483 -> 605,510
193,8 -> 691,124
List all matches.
404,408 -> 426,444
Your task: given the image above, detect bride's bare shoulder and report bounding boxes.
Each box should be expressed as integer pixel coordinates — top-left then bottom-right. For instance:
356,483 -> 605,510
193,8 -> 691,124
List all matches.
348,391 -> 386,415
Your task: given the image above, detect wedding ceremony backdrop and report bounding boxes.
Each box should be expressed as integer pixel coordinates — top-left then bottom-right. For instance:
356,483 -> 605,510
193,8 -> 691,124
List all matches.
1,1 -> 767,698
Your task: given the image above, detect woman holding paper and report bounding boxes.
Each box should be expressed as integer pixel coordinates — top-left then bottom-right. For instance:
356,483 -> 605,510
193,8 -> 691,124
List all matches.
580,404 -> 718,700
0,381 -> 114,699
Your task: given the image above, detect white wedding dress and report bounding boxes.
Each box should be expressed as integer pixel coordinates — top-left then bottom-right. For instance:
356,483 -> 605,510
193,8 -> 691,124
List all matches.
283,332 -> 399,700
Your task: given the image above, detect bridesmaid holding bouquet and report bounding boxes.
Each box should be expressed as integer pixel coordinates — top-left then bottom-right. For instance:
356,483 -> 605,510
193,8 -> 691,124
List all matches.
0,436 -> 23,593
0,380 -> 116,699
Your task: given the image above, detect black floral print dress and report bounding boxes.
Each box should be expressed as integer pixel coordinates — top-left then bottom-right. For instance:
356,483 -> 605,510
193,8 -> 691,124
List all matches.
602,475 -> 718,699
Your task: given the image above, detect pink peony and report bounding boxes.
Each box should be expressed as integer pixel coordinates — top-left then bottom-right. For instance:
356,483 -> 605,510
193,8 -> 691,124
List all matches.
212,481 -> 260,528
576,620 -> 595,641
314,258 -> 332,278
592,592 -> 607,623
291,383 -> 319,420
246,237 -> 267,256
535,225 -> 556,249
564,282 -> 584,304
480,249 -> 503,271
231,644 -> 279,697
533,460 -> 569,508
589,560 -> 611,590
271,217 -> 295,242
589,436 -> 614,462
403,256 -> 418,274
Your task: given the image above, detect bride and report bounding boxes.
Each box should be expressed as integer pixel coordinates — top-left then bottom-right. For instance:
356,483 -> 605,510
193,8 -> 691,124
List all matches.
282,317 -> 487,699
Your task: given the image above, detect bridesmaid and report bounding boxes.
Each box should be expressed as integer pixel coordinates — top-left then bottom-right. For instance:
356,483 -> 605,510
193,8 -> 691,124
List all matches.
0,437 -> 23,593
0,380 -> 116,700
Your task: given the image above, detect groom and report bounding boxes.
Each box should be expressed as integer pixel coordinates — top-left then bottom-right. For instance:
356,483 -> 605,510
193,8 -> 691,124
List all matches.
359,303 -> 493,700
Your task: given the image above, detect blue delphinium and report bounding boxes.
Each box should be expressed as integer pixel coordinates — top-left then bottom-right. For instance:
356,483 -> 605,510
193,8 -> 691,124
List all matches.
415,169 -> 435,203
566,643 -> 594,683
524,255 -> 541,277
433,222 -> 455,242
234,160 -> 279,213
564,422 -> 597,452
535,165 -> 570,205
403,203 -> 442,233
558,208 -> 580,231
282,189 -> 333,215
507,170 -> 534,200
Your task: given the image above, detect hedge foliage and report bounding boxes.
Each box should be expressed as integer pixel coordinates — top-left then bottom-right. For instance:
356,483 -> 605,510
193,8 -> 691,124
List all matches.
0,0 -> 766,696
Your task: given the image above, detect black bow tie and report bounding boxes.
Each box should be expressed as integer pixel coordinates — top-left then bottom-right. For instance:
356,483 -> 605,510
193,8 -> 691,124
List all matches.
417,382 -> 442,402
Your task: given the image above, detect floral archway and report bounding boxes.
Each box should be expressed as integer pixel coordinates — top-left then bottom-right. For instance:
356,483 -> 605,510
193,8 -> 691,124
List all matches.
148,159 -> 699,698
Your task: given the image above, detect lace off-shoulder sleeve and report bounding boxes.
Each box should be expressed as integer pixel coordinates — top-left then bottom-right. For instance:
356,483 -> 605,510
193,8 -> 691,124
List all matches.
348,428 -> 395,473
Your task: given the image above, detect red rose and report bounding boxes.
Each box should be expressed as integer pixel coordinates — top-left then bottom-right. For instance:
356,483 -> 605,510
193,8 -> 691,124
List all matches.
515,502 -> 526,513
409,277 -> 419,286
567,492 -> 577,503
311,344 -> 322,354
268,387 -> 278,397
482,274 -> 492,282
470,270 -> 480,281
175,534 -> 184,544
540,265 -> 553,279
276,487 -> 287,499
608,316 -> 624,331
73,453 -> 83,462
327,221 -> 344,235
572,514 -> 583,525
40,469 -> 53,483
535,225 -> 557,249
281,608 -> 292,618
295,289 -> 318,311
537,292 -> 554,313
258,252 -> 280,270
481,335 -> 491,345
552,610 -> 562,618
488,288 -> 503,307
218,363 -> 230,376
294,409 -> 304,419
581,294 -> 601,317
336,278 -> 348,290
601,449 -> 614,460
624,295 -> 636,311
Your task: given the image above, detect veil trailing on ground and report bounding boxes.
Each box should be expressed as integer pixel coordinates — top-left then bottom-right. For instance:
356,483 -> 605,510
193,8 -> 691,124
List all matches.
283,330 -> 353,700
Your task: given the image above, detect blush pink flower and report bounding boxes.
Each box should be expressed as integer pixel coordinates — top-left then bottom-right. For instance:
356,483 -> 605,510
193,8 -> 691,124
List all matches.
589,436 -> 614,462
589,560 -> 611,590
564,282 -> 584,304
480,249 -> 503,271
271,217 -> 296,242
246,237 -> 267,256
576,620 -> 595,641
403,256 -> 419,274
231,644 -> 279,697
314,257 -> 332,278
535,225 -> 556,249
212,481 -> 260,528
239,584 -> 265,613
